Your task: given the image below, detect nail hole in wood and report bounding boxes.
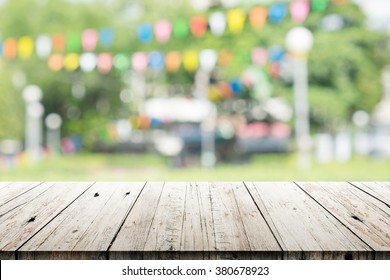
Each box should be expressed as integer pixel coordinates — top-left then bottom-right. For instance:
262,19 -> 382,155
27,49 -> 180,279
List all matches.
351,215 -> 363,222
27,216 -> 36,223
94,193 -> 99,197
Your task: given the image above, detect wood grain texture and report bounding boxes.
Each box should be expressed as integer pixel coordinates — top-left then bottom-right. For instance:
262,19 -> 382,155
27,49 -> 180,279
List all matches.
143,182 -> 186,259
0,182 -> 92,251
109,182 -> 164,259
0,182 -> 42,207
180,182 -> 215,259
298,182 -> 390,254
0,182 -> 389,260
18,182 -> 144,259
350,182 -> 390,206
246,182 -> 372,260
209,182 -> 251,256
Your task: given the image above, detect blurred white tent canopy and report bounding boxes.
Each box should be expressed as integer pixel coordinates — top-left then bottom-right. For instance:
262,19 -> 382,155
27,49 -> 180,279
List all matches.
144,97 -> 214,123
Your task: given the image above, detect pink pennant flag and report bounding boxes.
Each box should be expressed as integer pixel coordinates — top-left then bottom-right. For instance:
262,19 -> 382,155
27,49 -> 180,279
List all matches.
82,29 -> 99,52
290,0 -> 310,23
154,20 -> 172,43
132,52 -> 148,72
97,53 -> 113,74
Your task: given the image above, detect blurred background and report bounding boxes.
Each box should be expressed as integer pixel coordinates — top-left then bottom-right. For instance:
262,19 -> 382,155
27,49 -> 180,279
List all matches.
0,0 -> 390,181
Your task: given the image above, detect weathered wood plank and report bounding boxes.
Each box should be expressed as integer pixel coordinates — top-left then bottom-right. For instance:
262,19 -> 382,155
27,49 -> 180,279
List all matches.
180,182 -> 215,259
0,182 -> 93,251
246,182 -> 372,260
298,182 -> 390,255
0,182 -> 11,190
0,182 -> 42,207
143,182 -> 186,259
18,182 -> 145,259
350,182 -> 390,206
231,182 -> 281,259
109,182 -> 164,259
209,182 -> 251,258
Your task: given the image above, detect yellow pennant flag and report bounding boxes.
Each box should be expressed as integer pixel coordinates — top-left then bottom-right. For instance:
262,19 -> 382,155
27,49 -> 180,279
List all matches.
183,51 -> 198,72
64,53 -> 80,71
227,9 -> 246,34
18,36 -> 34,59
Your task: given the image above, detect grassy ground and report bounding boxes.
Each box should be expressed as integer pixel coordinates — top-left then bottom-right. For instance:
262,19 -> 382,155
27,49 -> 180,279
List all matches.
1,153 -> 390,181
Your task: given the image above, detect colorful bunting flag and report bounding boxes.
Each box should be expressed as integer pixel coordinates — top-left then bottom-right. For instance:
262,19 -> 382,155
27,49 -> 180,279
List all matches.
80,53 -> 97,72
52,34 -> 66,52
154,20 -> 172,43
227,9 -> 246,34
138,23 -> 153,43
66,32 -> 81,52
18,36 -> 34,60
290,0 -> 310,23
190,16 -> 208,38
268,3 -> 287,23
165,51 -> 181,73
114,53 -> 130,73
249,6 -> 268,29
3,38 -> 18,60
64,53 -> 80,71
132,52 -> 148,72
183,50 -> 199,72
173,18 -> 189,38
99,28 -> 114,47
209,12 -> 227,36
82,29 -> 98,52
149,51 -> 165,71
97,53 -> 113,73
48,54 -> 64,72
311,0 -> 329,11
36,35 -> 52,59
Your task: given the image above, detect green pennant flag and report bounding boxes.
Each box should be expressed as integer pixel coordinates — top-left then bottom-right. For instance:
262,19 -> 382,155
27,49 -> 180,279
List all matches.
114,53 -> 130,73
311,0 -> 329,12
66,32 -> 81,52
173,18 -> 189,38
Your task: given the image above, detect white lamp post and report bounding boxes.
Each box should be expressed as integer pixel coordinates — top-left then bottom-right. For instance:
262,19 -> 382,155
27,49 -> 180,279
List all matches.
45,113 -> 63,155
198,49 -> 218,168
22,85 -> 44,161
285,27 -> 314,170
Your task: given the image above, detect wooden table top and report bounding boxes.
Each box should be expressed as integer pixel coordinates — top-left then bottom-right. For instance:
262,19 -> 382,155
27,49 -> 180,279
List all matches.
0,182 -> 389,260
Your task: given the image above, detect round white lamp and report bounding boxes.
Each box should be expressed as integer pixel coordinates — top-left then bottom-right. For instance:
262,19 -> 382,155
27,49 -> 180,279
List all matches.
285,27 -> 314,170
22,85 -> 43,103
286,26 -> 313,57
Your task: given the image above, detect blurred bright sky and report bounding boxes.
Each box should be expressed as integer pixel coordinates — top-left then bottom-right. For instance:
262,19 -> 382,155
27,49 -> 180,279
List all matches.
355,0 -> 390,32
